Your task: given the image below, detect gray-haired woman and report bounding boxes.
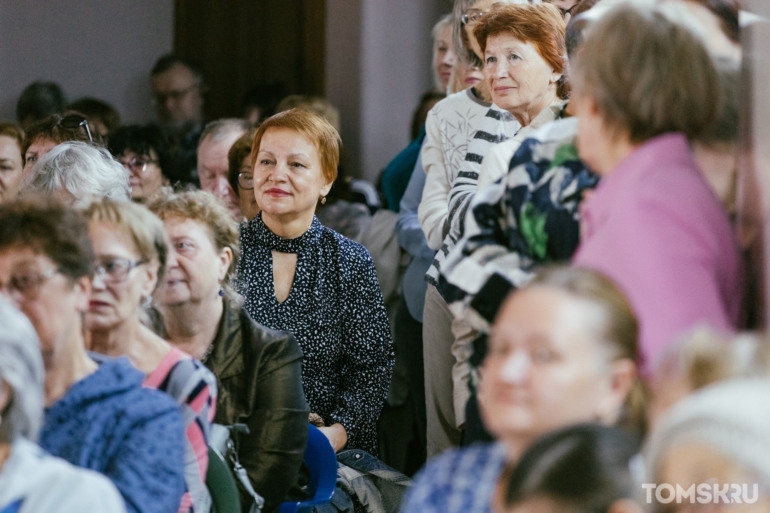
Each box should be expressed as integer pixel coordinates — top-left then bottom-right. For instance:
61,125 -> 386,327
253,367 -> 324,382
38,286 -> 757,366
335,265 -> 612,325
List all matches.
0,297 -> 126,513
23,141 -> 130,207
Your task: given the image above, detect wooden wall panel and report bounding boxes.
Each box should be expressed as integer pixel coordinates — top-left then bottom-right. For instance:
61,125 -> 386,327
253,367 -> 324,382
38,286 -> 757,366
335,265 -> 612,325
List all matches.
174,0 -> 326,120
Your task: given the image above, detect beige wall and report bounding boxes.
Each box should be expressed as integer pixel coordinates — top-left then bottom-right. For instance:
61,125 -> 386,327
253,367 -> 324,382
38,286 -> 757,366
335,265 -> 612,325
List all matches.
0,0 -> 450,181
0,0 -> 173,124
326,0 -> 451,181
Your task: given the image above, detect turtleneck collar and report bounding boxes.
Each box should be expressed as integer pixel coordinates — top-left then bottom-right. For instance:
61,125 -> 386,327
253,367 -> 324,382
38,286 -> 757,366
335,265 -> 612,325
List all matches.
252,212 -> 323,253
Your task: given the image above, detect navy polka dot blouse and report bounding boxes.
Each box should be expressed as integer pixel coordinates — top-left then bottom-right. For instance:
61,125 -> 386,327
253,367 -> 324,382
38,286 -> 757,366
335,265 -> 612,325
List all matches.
238,213 -> 394,455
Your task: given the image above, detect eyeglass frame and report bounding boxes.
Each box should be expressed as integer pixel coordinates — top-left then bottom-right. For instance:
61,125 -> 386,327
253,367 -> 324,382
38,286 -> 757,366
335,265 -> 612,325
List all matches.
461,8 -> 488,26
151,84 -> 199,106
58,114 -> 93,143
93,257 -> 148,284
120,156 -> 159,174
237,171 -> 254,190
0,267 -> 59,300
558,3 -> 579,19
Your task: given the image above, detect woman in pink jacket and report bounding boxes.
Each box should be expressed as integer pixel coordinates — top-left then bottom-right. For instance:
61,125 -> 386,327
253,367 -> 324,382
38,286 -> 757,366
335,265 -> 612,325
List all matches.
570,4 -> 742,374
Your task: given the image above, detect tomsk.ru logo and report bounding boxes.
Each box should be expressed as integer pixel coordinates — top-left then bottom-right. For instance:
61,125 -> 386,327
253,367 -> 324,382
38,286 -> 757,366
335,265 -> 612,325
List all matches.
642,483 -> 760,504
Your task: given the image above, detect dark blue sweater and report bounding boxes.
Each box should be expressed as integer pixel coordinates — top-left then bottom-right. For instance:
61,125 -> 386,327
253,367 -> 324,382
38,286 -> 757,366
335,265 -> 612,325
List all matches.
40,354 -> 186,513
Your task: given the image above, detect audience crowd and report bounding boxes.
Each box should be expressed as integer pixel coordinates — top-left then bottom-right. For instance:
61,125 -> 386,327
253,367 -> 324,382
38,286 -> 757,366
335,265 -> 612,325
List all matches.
0,1 -> 762,513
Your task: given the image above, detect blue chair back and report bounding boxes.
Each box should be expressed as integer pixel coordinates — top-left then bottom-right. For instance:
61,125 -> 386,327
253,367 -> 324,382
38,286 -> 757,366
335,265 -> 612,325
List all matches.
279,424 -> 338,513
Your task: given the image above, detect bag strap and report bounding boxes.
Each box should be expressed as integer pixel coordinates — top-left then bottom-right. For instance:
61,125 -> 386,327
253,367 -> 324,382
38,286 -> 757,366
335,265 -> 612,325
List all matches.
213,423 -> 265,513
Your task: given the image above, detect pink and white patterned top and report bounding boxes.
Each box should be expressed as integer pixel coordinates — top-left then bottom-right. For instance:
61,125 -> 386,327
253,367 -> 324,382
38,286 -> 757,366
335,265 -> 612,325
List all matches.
145,346 -> 217,513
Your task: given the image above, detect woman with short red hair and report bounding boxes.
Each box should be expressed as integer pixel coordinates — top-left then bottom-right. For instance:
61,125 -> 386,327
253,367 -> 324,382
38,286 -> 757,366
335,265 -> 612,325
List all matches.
237,108 -> 394,456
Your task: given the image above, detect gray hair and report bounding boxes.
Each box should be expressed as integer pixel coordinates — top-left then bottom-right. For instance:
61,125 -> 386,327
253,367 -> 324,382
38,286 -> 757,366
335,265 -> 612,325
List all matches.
645,378 -> 770,488
0,297 -> 45,444
198,118 -> 250,149
23,142 -> 130,207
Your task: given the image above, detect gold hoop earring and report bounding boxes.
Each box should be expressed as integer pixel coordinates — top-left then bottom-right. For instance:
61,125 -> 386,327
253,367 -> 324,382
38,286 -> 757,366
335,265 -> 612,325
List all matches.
320,196 -> 327,205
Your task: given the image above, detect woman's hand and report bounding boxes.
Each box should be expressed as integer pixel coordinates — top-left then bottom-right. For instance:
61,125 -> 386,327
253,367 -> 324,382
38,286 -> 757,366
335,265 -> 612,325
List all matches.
318,423 -> 348,453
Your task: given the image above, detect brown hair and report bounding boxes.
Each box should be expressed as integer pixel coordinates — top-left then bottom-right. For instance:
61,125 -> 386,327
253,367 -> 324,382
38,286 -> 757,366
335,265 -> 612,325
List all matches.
67,98 -> 122,136
146,187 -> 240,303
0,196 -> 94,280
227,128 -> 258,198
572,4 -> 721,143
84,200 -> 169,284
21,111 -> 96,161
473,3 -> 568,99
275,96 -> 341,133
0,123 -> 24,149
528,266 -> 647,436
250,108 -> 341,186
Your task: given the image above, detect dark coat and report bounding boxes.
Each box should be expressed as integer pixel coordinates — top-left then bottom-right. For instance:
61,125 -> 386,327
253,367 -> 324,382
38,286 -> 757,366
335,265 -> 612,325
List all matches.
206,300 -> 309,512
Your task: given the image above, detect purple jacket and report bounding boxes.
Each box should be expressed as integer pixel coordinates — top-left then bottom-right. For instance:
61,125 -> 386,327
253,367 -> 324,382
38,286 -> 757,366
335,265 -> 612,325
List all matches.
573,133 -> 741,373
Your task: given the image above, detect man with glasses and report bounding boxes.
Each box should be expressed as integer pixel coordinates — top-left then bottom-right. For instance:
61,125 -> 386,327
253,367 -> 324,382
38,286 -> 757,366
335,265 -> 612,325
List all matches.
150,54 -> 206,186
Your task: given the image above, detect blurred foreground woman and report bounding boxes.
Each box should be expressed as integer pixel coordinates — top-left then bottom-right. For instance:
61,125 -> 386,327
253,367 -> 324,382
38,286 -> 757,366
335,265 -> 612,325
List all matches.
0,297 -> 126,513
571,3 -> 741,373
402,266 -> 642,513
0,198 -> 185,513
646,379 -> 770,513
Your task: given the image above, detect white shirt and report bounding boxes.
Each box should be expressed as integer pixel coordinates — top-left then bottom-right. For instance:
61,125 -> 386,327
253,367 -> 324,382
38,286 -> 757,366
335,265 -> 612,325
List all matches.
0,438 -> 126,513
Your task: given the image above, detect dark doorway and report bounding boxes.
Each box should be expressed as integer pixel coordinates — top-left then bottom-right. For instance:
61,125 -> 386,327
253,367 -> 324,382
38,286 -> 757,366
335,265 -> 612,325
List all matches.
174,0 -> 326,120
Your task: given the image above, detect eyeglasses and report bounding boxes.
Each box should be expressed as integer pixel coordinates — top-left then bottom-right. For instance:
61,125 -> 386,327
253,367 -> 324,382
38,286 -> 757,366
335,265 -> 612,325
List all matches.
559,3 -> 579,19
94,258 -> 146,283
461,9 -> 485,26
237,172 -> 254,190
152,85 -> 198,106
58,114 -> 93,143
0,268 -> 58,300
121,157 -> 158,174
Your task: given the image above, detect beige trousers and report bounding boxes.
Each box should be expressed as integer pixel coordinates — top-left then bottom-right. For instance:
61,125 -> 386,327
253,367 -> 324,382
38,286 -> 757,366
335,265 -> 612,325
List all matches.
424,284 -> 476,456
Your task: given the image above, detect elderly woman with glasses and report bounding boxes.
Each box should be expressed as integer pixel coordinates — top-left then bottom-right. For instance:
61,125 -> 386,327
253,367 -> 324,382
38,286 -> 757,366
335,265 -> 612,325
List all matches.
227,128 -> 260,221
0,297 -> 127,513
84,199 -> 218,513
109,125 -> 173,203
148,187 -> 308,511
0,197 -> 186,513
23,141 -> 130,207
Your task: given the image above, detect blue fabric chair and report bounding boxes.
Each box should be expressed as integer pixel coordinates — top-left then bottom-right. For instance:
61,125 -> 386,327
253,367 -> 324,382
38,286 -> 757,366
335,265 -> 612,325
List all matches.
0,499 -> 22,513
279,424 -> 337,513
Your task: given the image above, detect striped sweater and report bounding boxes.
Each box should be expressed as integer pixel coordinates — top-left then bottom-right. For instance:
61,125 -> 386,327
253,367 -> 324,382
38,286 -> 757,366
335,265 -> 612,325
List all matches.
425,104 -> 519,286
426,100 -> 568,289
